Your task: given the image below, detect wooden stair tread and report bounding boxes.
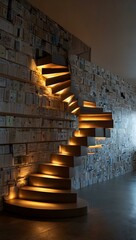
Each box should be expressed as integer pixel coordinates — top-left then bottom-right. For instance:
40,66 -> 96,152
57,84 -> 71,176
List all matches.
4,198 -> 87,218
20,186 -> 75,194
41,163 -> 69,168
45,73 -> 71,86
74,128 -> 110,137
69,136 -> 95,146
48,80 -> 71,94
5,198 -> 87,210
30,173 -> 70,180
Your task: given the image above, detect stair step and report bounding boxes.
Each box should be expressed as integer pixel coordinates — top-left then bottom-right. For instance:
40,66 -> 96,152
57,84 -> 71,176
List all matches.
45,73 -> 70,86
80,107 -> 103,114
4,198 -> 87,219
38,163 -> 70,178
71,107 -> 81,115
55,87 -> 71,100
59,145 -> 87,156
78,113 -> 112,121
63,94 -> 75,105
19,186 -> 77,203
49,80 -> 71,94
51,154 -> 83,167
83,101 -> 96,108
79,120 -> 113,128
78,99 -> 96,108
69,136 -> 95,146
68,100 -> 78,112
36,54 -> 67,67
74,128 -> 110,137
29,173 -> 71,189
42,67 -> 69,74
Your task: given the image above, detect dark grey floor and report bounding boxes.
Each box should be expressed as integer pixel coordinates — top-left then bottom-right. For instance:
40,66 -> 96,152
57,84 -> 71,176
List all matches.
0,172 -> 136,240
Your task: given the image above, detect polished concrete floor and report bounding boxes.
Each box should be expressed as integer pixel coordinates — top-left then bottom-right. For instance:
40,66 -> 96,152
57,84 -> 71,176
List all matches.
0,172 -> 136,240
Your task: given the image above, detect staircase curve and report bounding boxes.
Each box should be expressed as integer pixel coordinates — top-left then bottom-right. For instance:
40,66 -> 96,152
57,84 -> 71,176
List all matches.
4,54 -> 113,219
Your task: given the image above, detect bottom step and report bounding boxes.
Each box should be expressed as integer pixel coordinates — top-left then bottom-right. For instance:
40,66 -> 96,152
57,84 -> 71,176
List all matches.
4,198 -> 87,219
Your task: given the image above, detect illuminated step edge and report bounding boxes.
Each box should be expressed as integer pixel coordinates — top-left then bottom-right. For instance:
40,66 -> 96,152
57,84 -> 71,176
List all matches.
29,173 -> 71,189
38,163 -> 74,178
59,145 -> 87,156
74,128 -> 111,137
19,186 -> 77,203
78,113 -> 112,121
45,73 -> 71,86
47,80 -> 71,94
4,198 -> 87,218
69,136 -> 95,146
51,154 -> 85,167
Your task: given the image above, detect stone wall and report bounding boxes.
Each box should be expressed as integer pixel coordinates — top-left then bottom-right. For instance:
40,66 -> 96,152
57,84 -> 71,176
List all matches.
0,0 -> 135,206
0,0 -> 91,207
70,55 -> 136,189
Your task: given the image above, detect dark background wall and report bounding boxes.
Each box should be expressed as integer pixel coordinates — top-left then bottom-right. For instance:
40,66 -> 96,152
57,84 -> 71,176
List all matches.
28,0 -> 136,86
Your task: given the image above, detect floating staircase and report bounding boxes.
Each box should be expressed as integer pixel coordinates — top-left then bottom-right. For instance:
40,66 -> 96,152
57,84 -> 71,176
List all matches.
4,54 -> 113,219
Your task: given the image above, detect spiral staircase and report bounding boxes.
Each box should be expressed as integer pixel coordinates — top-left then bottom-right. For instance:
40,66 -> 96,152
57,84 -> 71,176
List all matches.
4,54 -> 113,219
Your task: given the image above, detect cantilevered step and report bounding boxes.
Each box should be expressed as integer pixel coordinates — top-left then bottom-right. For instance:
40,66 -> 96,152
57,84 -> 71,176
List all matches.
79,106 -> 103,114
68,100 -> 78,112
36,54 -> 67,67
64,94 -> 75,105
42,67 -> 69,74
78,100 -> 96,108
51,153 -> 83,167
74,128 -> 111,138
4,198 -> 87,219
55,87 -> 71,99
19,186 -> 77,203
59,145 -> 87,156
48,80 -> 71,94
45,73 -> 70,86
69,136 -> 95,146
78,113 -> 112,121
79,120 -> 113,129
29,173 -> 71,189
38,163 -> 70,178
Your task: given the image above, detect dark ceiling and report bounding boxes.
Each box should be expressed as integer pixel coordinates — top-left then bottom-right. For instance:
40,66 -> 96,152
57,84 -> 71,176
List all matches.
28,0 -> 136,86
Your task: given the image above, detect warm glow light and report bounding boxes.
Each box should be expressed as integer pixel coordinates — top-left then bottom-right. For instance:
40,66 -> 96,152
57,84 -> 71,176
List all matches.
83,101 -> 96,108
37,63 -> 67,69
59,146 -> 71,155
43,72 -> 69,78
74,130 -> 84,137
69,100 -> 76,107
88,144 -> 102,148
71,107 -> 80,114
10,199 -> 59,208
8,186 -> 17,200
31,174 -> 61,179
69,139 -> 77,145
79,114 -> 112,121
55,88 -> 67,95
63,95 -> 74,103
52,159 -> 62,165
21,186 -> 65,193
